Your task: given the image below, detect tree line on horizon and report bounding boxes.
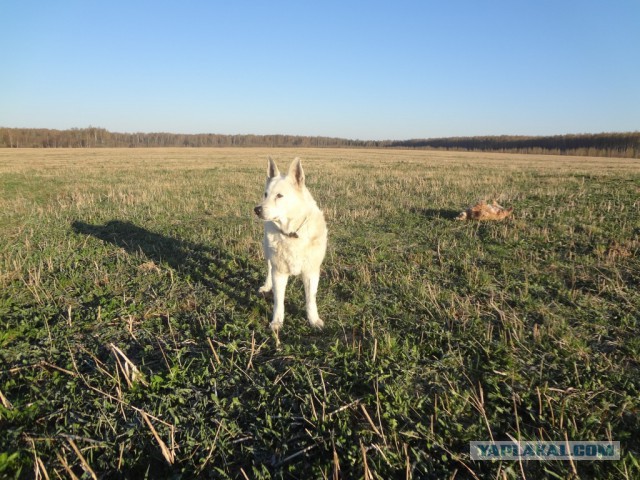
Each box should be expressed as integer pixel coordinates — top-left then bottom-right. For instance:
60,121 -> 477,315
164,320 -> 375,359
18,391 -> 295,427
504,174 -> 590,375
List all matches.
0,127 -> 638,158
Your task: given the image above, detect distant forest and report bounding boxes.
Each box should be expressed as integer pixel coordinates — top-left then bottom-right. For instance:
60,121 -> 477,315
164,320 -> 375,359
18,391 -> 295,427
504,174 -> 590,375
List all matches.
1,127 -> 638,158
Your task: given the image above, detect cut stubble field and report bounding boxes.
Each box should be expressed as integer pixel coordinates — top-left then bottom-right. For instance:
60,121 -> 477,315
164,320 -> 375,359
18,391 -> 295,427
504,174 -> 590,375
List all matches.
1,148 -> 639,479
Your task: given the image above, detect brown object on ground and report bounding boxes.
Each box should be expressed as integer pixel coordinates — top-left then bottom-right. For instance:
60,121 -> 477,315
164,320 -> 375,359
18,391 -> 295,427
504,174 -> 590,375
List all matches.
456,200 -> 513,221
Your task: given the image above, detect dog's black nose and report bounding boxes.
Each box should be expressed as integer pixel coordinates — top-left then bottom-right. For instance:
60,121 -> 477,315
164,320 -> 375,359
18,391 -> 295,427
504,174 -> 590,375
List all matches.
254,206 -> 262,217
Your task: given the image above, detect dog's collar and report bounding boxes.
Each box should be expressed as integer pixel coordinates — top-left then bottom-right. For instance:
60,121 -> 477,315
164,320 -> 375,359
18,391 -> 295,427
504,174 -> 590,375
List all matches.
278,216 -> 308,238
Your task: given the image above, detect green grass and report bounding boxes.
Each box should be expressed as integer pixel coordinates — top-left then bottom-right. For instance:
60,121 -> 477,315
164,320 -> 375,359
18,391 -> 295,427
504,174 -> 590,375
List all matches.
1,148 -> 639,478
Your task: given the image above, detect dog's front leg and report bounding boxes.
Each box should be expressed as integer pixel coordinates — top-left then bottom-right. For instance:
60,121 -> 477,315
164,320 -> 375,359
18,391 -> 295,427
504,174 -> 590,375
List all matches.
270,271 -> 289,332
303,271 -> 324,329
259,259 -> 273,293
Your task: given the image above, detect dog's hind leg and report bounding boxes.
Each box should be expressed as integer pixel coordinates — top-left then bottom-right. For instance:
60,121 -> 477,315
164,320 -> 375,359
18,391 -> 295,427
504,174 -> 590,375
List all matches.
270,271 -> 288,332
303,271 -> 324,329
259,259 -> 273,293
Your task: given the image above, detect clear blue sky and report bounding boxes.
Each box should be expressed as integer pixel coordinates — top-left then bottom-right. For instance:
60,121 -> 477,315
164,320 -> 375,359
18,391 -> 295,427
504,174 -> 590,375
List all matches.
1,0 -> 639,140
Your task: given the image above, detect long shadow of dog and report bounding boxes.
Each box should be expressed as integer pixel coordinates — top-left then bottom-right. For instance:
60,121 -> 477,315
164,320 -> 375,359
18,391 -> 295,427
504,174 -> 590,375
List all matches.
71,220 -> 261,311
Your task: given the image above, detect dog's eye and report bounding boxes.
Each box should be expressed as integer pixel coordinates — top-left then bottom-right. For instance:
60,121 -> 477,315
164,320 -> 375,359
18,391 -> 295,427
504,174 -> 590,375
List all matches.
276,193 -> 283,199
264,192 -> 267,198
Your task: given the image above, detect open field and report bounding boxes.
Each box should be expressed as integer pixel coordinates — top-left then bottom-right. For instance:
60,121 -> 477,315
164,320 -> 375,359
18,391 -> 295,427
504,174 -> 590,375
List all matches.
1,148 -> 639,478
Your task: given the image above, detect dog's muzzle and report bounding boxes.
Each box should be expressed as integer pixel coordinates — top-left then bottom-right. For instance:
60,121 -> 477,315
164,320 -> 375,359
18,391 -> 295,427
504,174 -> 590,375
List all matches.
254,205 -> 263,218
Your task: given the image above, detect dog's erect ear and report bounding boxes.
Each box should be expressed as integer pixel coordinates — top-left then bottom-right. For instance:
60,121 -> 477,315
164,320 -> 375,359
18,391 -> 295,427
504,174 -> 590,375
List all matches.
267,157 -> 280,179
288,157 -> 305,188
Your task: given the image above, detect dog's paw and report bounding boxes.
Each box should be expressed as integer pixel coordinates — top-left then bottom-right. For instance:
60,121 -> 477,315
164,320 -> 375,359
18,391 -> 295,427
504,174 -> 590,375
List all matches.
269,320 -> 283,332
308,317 -> 324,330
258,285 -> 272,294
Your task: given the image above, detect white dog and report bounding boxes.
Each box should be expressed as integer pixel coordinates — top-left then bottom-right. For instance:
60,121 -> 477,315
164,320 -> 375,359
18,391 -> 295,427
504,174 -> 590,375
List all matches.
254,157 -> 328,332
